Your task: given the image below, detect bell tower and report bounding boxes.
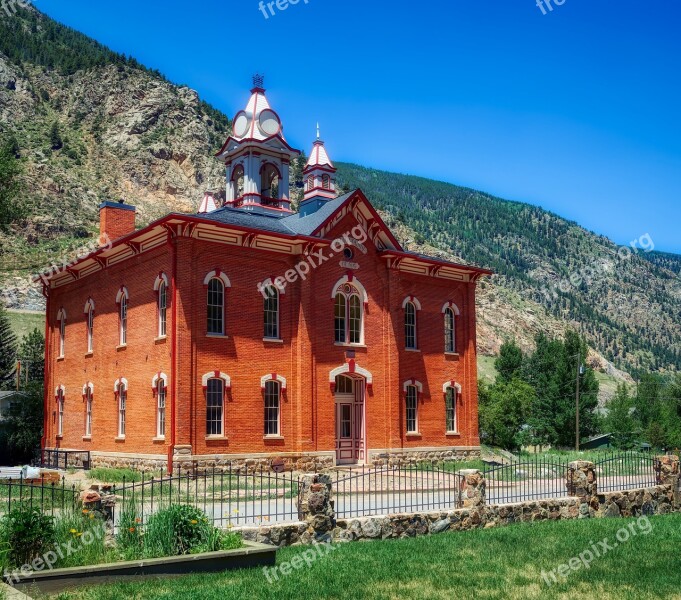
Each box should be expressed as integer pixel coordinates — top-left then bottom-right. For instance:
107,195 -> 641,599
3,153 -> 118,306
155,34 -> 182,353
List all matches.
215,75 -> 300,216
299,125 -> 338,216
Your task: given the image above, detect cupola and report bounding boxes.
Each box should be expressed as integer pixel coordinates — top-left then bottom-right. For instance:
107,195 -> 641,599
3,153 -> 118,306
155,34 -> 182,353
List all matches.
215,75 -> 300,216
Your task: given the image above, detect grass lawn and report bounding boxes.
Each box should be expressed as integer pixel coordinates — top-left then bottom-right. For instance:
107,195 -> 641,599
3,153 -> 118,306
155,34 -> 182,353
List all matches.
52,513 -> 681,600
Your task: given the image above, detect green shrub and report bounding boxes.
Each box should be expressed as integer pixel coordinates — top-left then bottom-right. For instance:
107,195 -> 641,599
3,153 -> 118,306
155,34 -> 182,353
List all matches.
0,505 -> 55,567
144,505 -> 212,558
115,501 -> 143,560
51,507 -> 108,568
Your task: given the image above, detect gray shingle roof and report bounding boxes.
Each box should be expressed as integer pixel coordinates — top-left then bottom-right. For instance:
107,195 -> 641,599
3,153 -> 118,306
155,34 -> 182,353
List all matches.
196,191 -> 354,237
281,192 -> 354,235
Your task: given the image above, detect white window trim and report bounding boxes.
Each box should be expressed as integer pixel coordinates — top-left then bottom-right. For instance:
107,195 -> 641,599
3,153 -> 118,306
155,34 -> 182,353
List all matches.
443,381 -> 462,434
404,299 -> 418,350
405,384 -> 419,435
55,385 -> 66,437
260,373 -> 287,390
263,285 -> 280,340
57,308 -> 66,358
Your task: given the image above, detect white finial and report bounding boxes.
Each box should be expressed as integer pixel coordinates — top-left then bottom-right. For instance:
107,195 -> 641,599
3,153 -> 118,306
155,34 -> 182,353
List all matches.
316,122 -> 320,140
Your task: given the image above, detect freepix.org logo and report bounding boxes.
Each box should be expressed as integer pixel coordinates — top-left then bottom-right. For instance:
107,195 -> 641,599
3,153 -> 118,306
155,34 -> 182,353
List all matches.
258,0 -> 310,20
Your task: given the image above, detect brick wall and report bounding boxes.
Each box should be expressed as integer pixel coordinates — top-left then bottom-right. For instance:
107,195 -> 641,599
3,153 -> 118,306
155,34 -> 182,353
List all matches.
45,211 -> 482,468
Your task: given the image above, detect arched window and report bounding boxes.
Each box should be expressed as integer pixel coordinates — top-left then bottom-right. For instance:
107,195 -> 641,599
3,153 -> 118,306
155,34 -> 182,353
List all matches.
56,386 -> 65,436
404,302 -> 417,349
115,379 -> 128,437
232,165 -> 245,198
442,303 -> 460,354
207,278 -> 225,335
261,163 -> 281,199
322,174 -> 331,190
444,308 -> 455,353
264,380 -> 281,436
405,385 -> 418,434
206,378 -> 224,436
263,285 -> 279,339
57,308 -> 66,358
116,287 -> 129,347
443,382 -> 461,433
156,379 -> 166,438
84,299 -> 95,354
158,281 -> 167,338
333,280 -> 365,344
83,383 -> 94,437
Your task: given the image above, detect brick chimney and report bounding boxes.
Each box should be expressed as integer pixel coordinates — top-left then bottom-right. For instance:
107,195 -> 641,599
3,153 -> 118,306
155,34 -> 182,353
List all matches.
99,200 -> 136,242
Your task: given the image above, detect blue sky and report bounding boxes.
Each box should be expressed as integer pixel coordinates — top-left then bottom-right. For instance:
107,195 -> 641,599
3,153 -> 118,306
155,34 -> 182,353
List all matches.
36,0 -> 681,253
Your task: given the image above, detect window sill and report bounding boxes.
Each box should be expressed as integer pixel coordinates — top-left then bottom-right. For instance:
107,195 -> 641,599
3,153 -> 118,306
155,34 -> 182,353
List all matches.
57,356 -> 65,362
405,347 -> 421,353
114,436 -> 126,441
82,436 -> 92,441
406,432 -> 422,438
445,352 -> 460,357
205,435 -> 228,441
263,338 -> 284,344
84,352 -> 94,358
446,431 -> 461,437
152,436 -> 166,442
116,344 -> 127,351
154,336 -> 167,343
264,435 -> 284,440
206,333 -> 228,339
334,342 -> 367,349
56,434 -> 63,440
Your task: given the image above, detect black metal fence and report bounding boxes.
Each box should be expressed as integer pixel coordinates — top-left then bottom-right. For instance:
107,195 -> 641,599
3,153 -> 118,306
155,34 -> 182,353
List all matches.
484,456 -> 572,505
594,451 -> 658,492
334,463 -> 464,519
41,449 -> 91,470
110,467 -> 302,530
0,476 -> 80,517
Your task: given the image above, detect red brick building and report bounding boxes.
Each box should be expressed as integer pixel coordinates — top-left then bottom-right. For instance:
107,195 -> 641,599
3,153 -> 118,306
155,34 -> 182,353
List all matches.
40,79 -> 491,473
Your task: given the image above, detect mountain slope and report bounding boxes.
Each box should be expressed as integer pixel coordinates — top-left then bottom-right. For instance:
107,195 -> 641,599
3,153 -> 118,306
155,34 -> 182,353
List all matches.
0,6 -> 679,381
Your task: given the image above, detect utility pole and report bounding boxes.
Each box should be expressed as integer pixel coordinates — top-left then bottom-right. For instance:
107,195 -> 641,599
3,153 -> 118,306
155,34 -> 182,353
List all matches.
575,353 -> 582,452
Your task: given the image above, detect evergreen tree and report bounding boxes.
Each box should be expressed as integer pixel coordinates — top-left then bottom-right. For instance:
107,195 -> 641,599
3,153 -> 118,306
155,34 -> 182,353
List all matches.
495,340 -> 523,383
478,378 -> 536,450
605,384 -> 637,449
18,328 -> 45,386
0,304 -> 18,389
0,137 -> 25,229
49,121 -> 63,150
2,382 -> 43,465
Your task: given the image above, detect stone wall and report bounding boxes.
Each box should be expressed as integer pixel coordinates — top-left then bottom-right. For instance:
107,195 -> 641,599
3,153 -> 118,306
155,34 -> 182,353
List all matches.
235,455 -> 680,547
238,485 -> 674,547
85,451 -> 335,474
367,448 -> 481,467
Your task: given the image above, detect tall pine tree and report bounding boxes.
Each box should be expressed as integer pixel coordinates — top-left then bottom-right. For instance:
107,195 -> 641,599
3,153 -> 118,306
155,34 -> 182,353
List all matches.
0,304 -> 18,389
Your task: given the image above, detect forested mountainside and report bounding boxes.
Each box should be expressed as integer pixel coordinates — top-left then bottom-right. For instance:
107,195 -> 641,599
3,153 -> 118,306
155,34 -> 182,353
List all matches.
334,165 -> 681,376
0,6 -> 679,380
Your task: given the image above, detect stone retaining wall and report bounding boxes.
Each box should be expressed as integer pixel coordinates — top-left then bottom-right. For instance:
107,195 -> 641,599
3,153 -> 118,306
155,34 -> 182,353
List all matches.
236,455 -> 680,547
238,485 -> 674,547
367,447 -> 481,467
